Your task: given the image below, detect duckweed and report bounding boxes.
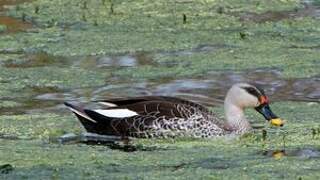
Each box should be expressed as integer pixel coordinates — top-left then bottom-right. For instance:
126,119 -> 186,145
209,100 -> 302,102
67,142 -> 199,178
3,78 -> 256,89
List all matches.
0,0 -> 320,179
0,102 -> 319,179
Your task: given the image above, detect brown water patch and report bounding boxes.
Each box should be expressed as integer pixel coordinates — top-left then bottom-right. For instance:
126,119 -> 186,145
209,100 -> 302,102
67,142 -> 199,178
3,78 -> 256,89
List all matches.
2,53 -> 68,68
0,16 -> 32,33
229,3 -> 320,23
0,0 -> 33,34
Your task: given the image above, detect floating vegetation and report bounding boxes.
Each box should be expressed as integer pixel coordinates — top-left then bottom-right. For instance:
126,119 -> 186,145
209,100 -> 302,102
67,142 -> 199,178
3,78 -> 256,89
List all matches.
0,0 -> 320,179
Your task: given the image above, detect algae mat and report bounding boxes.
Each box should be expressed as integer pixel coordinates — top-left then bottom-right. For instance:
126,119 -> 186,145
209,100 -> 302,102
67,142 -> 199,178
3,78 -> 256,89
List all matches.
0,0 -> 320,179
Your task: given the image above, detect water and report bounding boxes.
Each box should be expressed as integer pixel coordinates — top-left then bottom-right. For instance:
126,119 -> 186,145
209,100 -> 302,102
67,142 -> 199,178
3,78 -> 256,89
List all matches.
0,0 -> 319,115
1,49 -> 320,115
1,1 -> 320,179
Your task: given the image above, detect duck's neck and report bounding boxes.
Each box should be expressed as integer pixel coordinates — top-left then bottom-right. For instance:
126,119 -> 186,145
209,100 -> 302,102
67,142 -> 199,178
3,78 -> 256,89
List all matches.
224,100 -> 251,133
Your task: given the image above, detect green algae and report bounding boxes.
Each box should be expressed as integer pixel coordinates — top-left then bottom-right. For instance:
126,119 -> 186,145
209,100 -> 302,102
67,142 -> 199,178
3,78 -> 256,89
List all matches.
0,0 -> 320,179
0,100 -> 21,108
215,0 -> 300,13
0,101 -> 320,179
0,63 -> 108,100
0,113 -> 76,140
1,0 -> 318,78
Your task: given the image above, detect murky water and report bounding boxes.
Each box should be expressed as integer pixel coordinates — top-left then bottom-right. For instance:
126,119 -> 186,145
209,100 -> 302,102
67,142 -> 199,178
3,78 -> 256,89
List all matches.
1,50 -> 320,115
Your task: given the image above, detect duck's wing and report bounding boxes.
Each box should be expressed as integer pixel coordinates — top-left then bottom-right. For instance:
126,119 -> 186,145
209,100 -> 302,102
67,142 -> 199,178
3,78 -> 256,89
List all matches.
96,96 -> 210,113
65,97 -> 214,138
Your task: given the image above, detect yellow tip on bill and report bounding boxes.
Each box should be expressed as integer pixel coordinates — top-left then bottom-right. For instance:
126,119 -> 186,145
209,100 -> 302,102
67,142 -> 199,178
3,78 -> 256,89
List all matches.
271,118 -> 284,127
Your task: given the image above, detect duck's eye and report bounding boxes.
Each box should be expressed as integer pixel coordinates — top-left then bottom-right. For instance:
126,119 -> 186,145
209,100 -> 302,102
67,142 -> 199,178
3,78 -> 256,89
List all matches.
246,87 -> 256,94
243,87 -> 260,98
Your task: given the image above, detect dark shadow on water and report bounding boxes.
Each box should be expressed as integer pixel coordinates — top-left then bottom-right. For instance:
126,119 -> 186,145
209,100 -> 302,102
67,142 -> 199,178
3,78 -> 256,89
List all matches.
55,133 -> 172,153
2,53 -> 68,68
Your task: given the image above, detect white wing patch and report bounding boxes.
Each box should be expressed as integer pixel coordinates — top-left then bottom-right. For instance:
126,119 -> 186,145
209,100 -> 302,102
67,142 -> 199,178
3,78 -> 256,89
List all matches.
94,109 -> 138,118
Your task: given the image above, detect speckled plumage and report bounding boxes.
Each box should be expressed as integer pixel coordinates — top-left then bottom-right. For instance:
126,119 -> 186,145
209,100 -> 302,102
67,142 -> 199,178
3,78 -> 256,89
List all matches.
123,102 -> 225,138
65,96 -> 228,138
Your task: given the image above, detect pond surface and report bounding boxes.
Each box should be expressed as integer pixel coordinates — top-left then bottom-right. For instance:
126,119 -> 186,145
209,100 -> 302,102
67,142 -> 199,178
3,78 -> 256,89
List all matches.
1,51 -> 320,115
0,0 -> 319,116
0,0 -> 320,179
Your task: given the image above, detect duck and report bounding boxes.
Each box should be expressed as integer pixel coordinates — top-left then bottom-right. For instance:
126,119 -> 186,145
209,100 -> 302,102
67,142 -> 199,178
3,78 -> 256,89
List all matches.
64,83 -> 284,138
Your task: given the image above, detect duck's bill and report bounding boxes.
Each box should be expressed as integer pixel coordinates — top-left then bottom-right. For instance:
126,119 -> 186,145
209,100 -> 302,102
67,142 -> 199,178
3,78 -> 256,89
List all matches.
255,104 -> 284,127
270,118 -> 285,127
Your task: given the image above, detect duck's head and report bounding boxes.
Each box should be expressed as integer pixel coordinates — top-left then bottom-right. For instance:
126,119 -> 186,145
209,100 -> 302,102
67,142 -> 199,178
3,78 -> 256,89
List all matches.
225,83 -> 284,127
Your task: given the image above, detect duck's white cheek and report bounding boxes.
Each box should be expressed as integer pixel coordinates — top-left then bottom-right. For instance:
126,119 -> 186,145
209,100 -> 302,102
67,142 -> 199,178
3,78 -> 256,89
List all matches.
242,95 -> 259,107
250,99 -> 260,107
94,109 -> 138,118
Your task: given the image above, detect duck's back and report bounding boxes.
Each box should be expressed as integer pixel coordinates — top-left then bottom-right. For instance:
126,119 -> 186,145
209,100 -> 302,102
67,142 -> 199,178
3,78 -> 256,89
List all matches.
65,96 -> 225,138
